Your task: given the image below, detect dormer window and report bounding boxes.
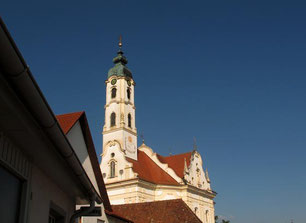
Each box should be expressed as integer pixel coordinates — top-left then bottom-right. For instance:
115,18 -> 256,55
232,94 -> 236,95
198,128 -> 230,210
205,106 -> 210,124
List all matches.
110,112 -> 116,127
128,114 -> 132,128
127,88 -> 131,100
111,88 -> 117,99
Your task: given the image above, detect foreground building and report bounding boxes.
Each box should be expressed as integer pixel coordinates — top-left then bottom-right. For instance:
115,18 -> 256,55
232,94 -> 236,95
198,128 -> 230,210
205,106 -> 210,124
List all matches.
0,18 -> 104,223
100,42 -> 217,223
56,112 -> 132,223
0,17 -> 130,223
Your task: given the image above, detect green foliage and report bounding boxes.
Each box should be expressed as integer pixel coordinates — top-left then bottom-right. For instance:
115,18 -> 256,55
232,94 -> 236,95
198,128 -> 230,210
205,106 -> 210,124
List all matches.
215,215 -> 230,223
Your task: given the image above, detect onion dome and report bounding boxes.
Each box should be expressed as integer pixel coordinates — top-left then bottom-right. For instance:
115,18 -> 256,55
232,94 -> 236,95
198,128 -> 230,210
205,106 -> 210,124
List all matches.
107,36 -> 133,79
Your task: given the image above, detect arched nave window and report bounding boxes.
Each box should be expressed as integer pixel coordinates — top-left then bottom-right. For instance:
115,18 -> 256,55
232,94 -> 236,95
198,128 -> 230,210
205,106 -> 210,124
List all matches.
110,161 -> 115,178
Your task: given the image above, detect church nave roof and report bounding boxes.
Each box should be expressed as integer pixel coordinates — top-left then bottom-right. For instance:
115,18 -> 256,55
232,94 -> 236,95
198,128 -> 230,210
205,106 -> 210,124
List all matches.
126,150 -> 180,186
157,152 -> 193,179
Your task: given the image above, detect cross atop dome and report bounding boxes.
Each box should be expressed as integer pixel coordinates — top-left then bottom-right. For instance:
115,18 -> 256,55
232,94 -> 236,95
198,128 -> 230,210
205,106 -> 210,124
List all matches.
118,34 -> 122,50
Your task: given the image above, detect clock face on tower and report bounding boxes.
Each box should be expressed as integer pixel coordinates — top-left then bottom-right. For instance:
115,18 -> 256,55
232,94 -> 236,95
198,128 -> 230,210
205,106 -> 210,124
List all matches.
111,79 -> 117,85
125,136 -> 136,153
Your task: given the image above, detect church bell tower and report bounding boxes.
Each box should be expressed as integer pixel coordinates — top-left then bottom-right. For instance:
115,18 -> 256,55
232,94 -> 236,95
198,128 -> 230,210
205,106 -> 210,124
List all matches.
102,37 -> 137,160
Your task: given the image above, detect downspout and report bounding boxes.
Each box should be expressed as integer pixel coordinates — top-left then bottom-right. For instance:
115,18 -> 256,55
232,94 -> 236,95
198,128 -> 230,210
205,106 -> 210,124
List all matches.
70,195 -> 96,223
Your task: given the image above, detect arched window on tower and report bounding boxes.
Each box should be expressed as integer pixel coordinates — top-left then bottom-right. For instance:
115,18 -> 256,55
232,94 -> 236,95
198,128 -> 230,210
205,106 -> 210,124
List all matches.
205,210 -> 209,223
111,88 -> 117,99
127,88 -> 131,100
128,114 -> 132,128
110,112 -> 116,127
110,161 -> 115,178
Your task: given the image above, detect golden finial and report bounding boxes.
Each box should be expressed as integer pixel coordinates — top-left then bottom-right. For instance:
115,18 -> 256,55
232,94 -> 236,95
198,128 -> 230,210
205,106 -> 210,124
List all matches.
140,133 -> 144,144
119,35 -> 122,49
193,137 -> 197,151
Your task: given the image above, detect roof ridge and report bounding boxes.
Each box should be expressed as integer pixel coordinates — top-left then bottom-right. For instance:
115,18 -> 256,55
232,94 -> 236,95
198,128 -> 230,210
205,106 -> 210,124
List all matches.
163,151 -> 193,158
56,111 -> 84,117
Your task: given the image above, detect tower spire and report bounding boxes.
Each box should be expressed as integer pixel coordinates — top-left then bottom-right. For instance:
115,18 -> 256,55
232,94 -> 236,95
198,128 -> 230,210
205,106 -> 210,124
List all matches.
109,35 -> 129,68
103,38 -> 137,160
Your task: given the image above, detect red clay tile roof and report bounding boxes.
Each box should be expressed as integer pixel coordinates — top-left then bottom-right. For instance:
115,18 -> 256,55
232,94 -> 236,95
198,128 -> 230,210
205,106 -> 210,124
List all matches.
56,111 -> 112,212
157,152 -> 192,179
105,210 -> 133,223
56,111 -> 83,134
112,199 -> 202,223
126,151 -> 180,186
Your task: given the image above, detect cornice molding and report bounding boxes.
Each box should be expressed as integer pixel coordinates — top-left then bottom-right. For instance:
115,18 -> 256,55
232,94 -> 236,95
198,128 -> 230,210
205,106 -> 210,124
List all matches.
186,184 -> 217,199
105,100 -> 135,109
105,76 -> 136,86
103,127 -> 137,136
105,177 -> 216,199
105,178 -> 139,189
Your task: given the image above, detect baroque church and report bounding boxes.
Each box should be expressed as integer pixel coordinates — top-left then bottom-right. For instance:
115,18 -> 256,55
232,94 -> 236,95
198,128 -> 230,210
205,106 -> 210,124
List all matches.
100,40 -> 216,223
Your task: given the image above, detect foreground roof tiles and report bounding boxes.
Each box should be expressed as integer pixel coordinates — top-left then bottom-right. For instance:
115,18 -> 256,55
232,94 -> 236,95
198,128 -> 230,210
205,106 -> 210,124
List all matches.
112,199 -> 202,223
126,151 -> 179,186
105,210 -> 133,223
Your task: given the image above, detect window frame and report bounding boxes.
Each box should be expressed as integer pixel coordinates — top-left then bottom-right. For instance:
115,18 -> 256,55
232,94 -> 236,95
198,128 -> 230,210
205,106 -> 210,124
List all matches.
0,133 -> 32,223
111,87 -> 117,99
49,201 -> 66,223
110,112 -> 116,127
128,114 -> 132,128
127,88 -> 131,100
109,161 -> 116,178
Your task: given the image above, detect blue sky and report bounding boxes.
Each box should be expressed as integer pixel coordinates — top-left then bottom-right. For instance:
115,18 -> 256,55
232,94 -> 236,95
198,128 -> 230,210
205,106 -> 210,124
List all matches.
2,1 -> 306,222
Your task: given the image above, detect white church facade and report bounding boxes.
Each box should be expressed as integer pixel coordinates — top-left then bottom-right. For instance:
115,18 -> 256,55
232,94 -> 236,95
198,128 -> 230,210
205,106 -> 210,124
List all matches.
100,41 -> 217,223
